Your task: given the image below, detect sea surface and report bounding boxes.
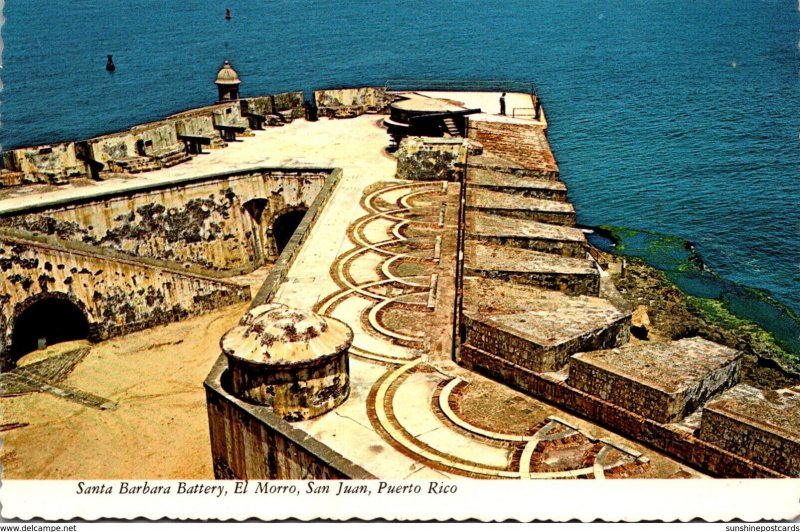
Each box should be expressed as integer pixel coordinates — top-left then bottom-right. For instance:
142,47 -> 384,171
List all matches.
2,1 -> 799,350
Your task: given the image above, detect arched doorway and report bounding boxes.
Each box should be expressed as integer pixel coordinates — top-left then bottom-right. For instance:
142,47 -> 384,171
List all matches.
11,296 -> 89,362
272,209 -> 307,255
242,198 -> 270,265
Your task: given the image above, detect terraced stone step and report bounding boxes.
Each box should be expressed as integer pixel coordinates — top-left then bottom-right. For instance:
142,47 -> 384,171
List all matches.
698,384 -> 800,477
461,282 -> 630,373
152,146 -> 192,168
465,212 -> 587,258
463,240 -> 599,296
107,156 -> 161,174
466,189 -> 575,226
568,338 -> 742,424
466,167 -> 567,201
467,152 -> 560,180
467,121 -> 560,180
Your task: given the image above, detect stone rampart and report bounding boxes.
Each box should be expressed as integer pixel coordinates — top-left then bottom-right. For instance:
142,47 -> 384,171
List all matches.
0,94 -> 305,187
0,168 -> 329,272
0,233 -> 250,357
314,87 -> 392,118
467,120 -> 559,179
0,142 -> 87,186
395,137 -> 467,181
459,343 -> 783,478
699,385 -> 800,477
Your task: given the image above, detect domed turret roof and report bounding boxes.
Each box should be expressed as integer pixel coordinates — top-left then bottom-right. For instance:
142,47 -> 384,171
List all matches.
220,303 -> 352,363
215,60 -> 241,85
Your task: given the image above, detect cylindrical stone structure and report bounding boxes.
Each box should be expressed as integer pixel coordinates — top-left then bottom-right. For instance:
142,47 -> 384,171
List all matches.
221,303 -> 352,421
215,60 -> 241,102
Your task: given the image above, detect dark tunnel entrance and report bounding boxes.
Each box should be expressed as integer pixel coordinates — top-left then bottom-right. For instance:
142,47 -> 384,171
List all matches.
272,209 -> 307,255
11,297 -> 90,362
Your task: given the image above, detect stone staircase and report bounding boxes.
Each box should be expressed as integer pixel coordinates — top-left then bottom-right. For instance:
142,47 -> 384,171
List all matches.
460,148 -> 616,364
442,117 -> 460,137
466,167 -> 567,201
105,143 -> 191,175
456,142 -> 798,477
149,143 -> 191,168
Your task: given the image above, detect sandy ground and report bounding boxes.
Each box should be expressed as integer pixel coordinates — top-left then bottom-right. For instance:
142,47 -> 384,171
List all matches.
0,267 -> 270,479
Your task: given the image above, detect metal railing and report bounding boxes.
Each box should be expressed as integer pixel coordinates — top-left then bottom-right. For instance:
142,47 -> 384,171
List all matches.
385,79 -> 537,97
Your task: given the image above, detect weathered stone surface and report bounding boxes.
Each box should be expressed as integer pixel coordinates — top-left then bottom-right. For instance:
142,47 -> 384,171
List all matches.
699,384 -> 800,477
467,120 -> 559,179
568,338 -> 742,424
0,233 -> 250,356
465,212 -> 586,257
395,136 -> 467,181
461,278 -> 630,372
1,169 -> 328,271
314,87 -> 393,118
466,189 -> 576,225
221,303 -> 352,421
206,356 -> 373,480
272,91 -> 304,119
463,240 -> 599,296
459,342 -> 780,477
467,167 -> 567,201
241,96 -> 275,117
1,143 -> 87,185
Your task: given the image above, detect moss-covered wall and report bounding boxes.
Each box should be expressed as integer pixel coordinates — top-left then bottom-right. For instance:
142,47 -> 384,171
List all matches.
0,142 -> 87,185
0,235 -> 250,356
395,137 -> 467,182
1,169 -> 328,272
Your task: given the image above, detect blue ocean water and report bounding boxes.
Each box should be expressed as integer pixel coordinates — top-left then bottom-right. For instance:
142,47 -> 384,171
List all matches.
2,1 -> 799,325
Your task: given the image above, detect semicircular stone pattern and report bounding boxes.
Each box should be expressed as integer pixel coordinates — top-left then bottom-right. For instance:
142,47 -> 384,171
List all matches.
207,91 -> 795,480
255,100 -> 705,479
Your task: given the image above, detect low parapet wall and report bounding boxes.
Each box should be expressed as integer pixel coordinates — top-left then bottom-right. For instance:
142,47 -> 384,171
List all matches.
203,168 -> 374,479
313,87 -> 393,118
0,92 -> 305,187
0,232 -> 250,361
0,167 -> 330,273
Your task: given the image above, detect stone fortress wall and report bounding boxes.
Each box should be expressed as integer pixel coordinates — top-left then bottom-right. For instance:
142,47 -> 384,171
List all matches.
0,166 -> 334,366
2,78 -> 796,479
0,168 -> 328,272
0,88 -> 382,187
205,96 -> 799,480
0,82 -> 388,370
0,94 -> 303,186
0,87 -> 393,188
0,232 -> 251,357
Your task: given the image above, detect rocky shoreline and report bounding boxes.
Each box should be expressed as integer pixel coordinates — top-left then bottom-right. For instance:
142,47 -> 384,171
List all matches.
603,252 -> 800,389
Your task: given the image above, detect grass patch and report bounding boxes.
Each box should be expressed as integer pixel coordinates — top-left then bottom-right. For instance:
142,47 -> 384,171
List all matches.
686,295 -> 799,371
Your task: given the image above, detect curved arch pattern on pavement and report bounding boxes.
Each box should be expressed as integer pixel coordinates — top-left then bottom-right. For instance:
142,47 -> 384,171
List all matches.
312,180 -> 650,479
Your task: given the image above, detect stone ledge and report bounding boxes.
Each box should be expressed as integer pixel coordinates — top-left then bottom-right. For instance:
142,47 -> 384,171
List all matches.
467,167 -> 567,201
463,240 -> 599,296
465,212 -> 586,258
699,384 -> 800,476
569,338 -> 742,423
457,342 -> 782,478
466,189 -> 575,225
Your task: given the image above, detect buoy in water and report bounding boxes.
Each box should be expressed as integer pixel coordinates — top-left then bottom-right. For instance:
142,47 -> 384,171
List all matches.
225,8 -> 231,20
106,54 -> 115,72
